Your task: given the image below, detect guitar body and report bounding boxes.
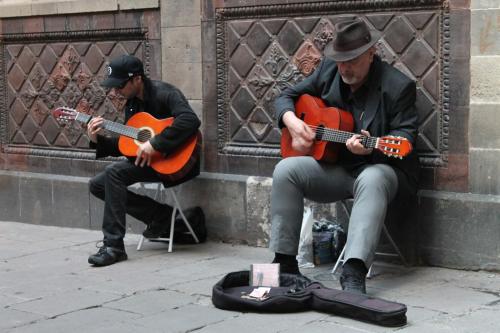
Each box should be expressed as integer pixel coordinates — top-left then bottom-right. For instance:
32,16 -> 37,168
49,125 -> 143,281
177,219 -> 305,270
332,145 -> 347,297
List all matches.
281,95 -> 354,163
118,112 -> 201,181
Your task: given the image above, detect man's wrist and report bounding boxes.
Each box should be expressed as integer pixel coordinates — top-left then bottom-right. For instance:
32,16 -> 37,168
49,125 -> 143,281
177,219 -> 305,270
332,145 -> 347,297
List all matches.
282,109 -> 296,127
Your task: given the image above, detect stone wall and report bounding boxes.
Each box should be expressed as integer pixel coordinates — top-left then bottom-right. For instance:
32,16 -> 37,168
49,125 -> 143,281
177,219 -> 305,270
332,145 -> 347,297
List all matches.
0,0 -> 499,270
0,2 -> 161,176
0,0 -> 159,18
160,0 -> 203,123
417,0 -> 500,270
470,0 -> 500,195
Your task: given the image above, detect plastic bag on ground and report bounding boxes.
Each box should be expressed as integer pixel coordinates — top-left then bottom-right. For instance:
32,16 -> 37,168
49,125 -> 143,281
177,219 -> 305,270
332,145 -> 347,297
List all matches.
296,206 -> 315,268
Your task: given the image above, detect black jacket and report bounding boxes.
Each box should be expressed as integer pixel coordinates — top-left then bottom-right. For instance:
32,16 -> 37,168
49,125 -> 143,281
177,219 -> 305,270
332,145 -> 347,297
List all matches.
274,56 -> 419,195
92,78 -> 201,159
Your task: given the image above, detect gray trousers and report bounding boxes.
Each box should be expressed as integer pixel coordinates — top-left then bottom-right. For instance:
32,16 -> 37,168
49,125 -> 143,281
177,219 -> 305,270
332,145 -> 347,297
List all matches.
269,156 -> 398,268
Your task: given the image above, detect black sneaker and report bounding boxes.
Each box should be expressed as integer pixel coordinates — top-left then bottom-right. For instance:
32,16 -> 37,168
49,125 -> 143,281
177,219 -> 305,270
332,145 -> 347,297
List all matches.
339,259 -> 367,294
88,245 -> 127,267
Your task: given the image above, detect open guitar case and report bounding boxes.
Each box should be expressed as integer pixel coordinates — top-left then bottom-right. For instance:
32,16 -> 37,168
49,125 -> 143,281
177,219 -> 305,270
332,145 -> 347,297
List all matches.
212,271 -> 407,327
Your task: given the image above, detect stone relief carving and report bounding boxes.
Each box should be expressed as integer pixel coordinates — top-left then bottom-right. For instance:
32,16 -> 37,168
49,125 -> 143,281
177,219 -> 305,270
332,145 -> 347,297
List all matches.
294,41 -> 322,76
215,0 -> 448,166
0,28 -> 149,159
264,43 -> 288,78
313,20 -> 334,51
248,65 -> 273,99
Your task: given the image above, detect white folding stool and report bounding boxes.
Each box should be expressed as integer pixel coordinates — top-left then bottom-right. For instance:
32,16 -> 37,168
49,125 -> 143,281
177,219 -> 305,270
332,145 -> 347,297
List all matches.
137,183 -> 199,252
331,199 -> 407,277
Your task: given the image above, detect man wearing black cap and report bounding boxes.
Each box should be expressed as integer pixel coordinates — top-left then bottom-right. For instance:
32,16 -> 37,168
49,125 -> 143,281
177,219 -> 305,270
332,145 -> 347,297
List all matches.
270,17 -> 419,294
87,54 -> 201,266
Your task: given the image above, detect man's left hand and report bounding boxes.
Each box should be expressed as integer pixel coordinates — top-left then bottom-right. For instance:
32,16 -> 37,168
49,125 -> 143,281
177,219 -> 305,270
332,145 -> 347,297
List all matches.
346,130 -> 373,155
135,141 -> 157,167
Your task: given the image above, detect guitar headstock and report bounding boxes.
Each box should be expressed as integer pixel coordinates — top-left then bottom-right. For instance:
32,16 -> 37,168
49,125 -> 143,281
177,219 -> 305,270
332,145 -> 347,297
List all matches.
377,136 -> 413,159
52,107 -> 78,123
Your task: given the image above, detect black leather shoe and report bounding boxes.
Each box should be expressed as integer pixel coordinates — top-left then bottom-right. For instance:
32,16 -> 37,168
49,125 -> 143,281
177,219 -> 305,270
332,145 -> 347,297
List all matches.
279,262 -> 301,275
143,220 -> 171,238
143,206 -> 173,238
272,253 -> 301,275
339,259 -> 367,294
88,246 -> 127,267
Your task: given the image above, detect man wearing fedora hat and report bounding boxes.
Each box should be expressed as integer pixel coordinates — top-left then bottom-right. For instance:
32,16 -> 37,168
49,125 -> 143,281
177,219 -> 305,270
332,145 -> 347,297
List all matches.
270,18 -> 419,294
86,55 -> 201,266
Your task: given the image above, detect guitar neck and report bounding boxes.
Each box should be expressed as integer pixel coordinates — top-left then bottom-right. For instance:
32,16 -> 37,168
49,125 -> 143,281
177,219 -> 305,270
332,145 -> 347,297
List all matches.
75,112 -> 140,140
315,127 -> 378,148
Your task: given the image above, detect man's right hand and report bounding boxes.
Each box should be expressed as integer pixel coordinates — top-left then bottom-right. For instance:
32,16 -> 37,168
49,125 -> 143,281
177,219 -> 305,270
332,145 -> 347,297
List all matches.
282,111 -> 315,154
87,117 -> 104,143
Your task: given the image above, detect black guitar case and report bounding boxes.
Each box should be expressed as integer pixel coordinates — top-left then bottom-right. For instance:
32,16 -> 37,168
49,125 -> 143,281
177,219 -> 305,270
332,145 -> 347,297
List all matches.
212,271 -> 407,327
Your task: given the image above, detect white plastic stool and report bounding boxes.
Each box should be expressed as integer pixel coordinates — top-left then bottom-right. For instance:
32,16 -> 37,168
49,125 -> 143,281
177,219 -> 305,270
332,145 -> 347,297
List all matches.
137,183 -> 199,252
331,200 -> 407,277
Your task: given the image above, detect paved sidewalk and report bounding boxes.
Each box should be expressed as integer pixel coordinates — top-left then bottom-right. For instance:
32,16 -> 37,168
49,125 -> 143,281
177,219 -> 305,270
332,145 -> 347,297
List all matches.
1,221 -> 499,333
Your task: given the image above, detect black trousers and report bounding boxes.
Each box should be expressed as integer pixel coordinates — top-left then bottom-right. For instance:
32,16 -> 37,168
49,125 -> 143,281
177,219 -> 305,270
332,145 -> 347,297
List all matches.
89,160 -> 172,249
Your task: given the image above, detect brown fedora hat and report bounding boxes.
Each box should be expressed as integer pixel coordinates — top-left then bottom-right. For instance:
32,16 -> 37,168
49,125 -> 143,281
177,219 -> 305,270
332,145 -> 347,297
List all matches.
324,18 -> 382,62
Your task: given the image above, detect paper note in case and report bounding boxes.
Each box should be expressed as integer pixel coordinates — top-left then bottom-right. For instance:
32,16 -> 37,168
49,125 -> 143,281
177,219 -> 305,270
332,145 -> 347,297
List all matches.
250,263 -> 280,287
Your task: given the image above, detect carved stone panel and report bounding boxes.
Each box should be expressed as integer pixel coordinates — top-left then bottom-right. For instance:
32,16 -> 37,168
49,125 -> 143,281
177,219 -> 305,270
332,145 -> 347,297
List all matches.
1,29 -> 149,159
215,0 -> 449,167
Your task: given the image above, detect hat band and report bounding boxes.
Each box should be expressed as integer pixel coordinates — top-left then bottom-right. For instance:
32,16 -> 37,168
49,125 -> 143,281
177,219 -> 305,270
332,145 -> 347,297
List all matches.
334,34 -> 371,52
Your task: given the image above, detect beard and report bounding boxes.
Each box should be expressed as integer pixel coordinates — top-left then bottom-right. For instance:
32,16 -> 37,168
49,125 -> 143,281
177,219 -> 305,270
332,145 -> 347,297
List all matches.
340,73 -> 359,85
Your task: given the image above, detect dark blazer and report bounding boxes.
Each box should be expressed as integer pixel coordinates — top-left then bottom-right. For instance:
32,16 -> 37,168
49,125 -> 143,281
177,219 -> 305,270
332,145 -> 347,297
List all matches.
274,56 -> 419,195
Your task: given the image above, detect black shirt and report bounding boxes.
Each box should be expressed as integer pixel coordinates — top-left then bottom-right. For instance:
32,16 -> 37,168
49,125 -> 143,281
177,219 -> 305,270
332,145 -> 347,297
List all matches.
337,71 -> 373,170
92,78 -> 201,159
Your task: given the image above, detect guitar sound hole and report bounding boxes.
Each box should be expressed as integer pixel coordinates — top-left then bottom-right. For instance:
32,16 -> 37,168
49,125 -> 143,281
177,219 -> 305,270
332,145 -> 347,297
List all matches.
137,129 -> 152,142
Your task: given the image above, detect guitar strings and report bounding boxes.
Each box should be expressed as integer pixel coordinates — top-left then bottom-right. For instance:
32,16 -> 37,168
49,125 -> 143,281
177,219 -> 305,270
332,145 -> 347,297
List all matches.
60,108 -> 153,142
307,125 -> 377,148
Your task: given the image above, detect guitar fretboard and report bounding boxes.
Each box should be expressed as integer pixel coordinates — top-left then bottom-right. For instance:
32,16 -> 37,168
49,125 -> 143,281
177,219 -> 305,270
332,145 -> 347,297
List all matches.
312,126 -> 378,148
75,112 -> 144,141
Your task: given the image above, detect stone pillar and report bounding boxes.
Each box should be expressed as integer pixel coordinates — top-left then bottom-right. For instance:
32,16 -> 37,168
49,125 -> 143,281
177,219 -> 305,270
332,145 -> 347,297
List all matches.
160,0 -> 203,122
470,0 -> 500,195
416,0 -> 500,271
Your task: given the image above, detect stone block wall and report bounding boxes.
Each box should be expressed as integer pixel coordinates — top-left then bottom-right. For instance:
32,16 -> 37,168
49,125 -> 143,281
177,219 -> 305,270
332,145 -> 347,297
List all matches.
0,0 -> 499,271
417,0 -> 500,270
0,1 -> 162,177
470,0 -> 500,195
160,0 -> 203,123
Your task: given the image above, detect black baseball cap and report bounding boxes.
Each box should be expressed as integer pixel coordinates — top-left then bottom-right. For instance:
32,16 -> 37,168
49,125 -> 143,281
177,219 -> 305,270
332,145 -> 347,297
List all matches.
101,55 -> 144,88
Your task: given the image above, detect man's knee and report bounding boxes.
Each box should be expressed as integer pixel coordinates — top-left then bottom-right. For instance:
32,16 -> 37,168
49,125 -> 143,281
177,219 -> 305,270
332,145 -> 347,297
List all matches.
273,158 -> 294,181
354,164 -> 397,196
89,175 -> 103,198
272,157 -> 310,185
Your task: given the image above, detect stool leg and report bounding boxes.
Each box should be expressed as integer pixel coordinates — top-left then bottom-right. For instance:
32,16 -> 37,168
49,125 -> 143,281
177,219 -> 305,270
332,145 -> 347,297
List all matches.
137,235 -> 145,251
169,190 -> 200,244
167,206 -> 177,253
331,245 -> 347,274
383,225 -> 408,266
367,264 -> 374,279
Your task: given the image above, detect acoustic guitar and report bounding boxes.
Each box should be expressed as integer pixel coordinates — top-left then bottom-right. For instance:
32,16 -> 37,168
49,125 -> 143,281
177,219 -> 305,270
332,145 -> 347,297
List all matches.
281,94 -> 412,163
53,107 -> 201,181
